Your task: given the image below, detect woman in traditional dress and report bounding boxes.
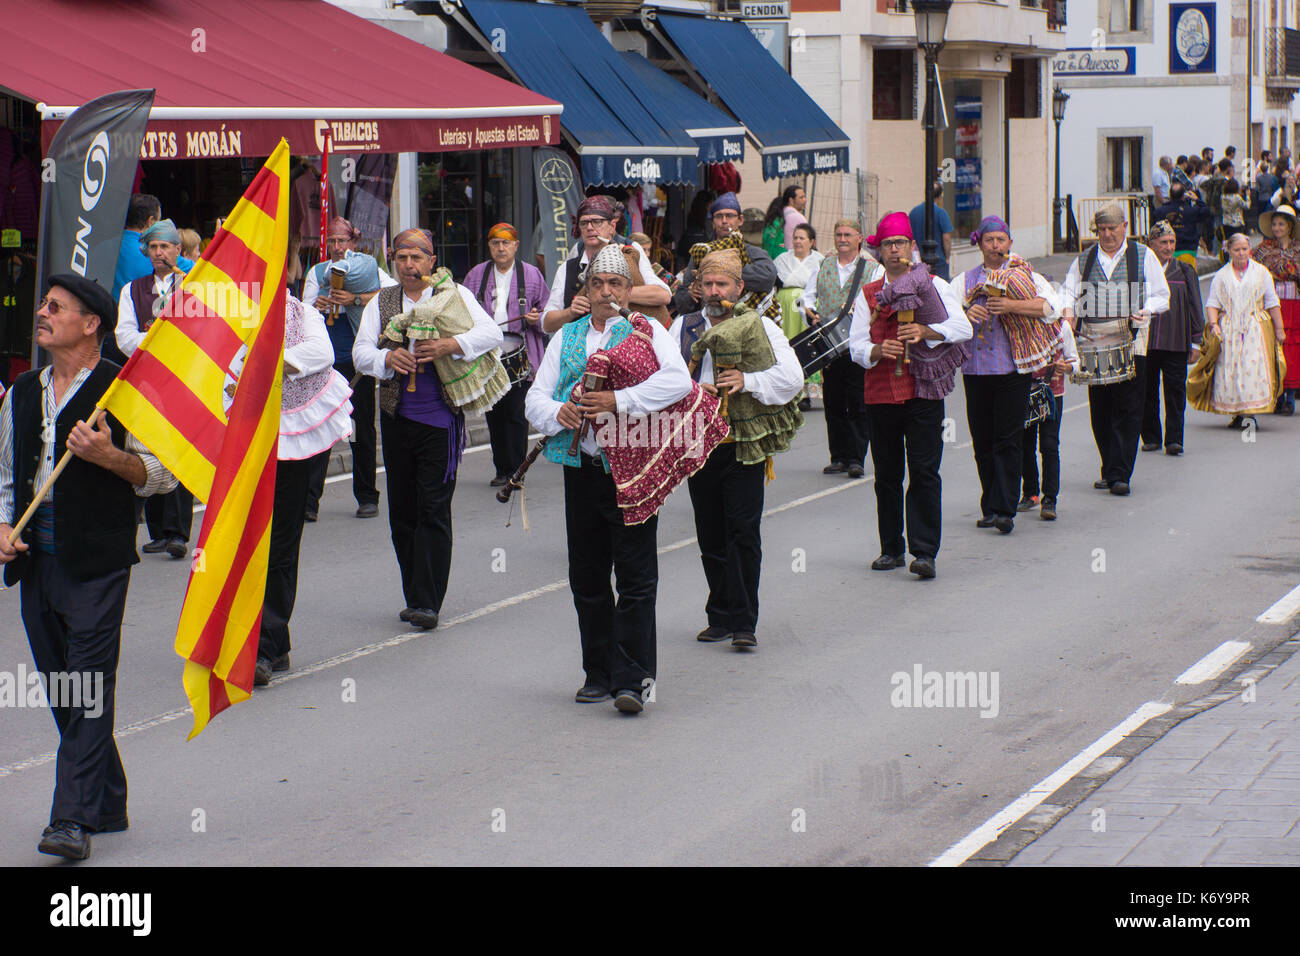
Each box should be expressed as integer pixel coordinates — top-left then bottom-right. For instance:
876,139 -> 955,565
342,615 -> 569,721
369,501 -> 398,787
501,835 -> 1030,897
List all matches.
1201,232 -> 1287,428
774,223 -> 824,410
1252,204 -> 1300,414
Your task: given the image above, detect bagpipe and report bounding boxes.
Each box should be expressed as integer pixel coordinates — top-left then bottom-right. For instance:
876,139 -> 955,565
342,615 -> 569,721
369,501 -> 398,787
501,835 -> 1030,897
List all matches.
966,253 -> 1059,375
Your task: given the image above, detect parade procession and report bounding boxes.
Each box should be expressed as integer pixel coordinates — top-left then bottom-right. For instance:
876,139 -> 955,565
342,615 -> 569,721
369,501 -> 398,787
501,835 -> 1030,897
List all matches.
3,2 -> 1300,907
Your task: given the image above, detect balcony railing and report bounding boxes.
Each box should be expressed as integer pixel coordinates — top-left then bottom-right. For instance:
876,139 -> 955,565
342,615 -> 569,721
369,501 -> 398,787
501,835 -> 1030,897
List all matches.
1266,27 -> 1300,79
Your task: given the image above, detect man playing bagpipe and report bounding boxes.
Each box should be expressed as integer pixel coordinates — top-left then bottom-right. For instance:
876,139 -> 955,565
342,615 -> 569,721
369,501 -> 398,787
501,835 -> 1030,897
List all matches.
671,250 -> 804,649
352,228 -> 504,631
525,244 -> 720,714
848,213 -> 973,580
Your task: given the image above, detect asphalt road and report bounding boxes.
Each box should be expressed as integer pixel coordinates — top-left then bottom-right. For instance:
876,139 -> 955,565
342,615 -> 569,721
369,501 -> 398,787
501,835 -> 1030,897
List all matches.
3,328 -> 1298,866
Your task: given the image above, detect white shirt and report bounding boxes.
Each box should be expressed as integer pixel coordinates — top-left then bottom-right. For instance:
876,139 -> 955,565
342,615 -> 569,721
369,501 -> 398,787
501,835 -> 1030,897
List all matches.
848,272 -> 974,370
799,255 -> 885,314
1061,241 -> 1171,318
542,242 -> 668,317
492,266 -> 513,324
525,316 -> 693,458
301,256 -> 396,305
668,313 -> 805,408
947,266 -> 1064,322
115,271 -> 183,357
774,249 -> 824,290
352,283 -> 504,381
0,366 -> 176,525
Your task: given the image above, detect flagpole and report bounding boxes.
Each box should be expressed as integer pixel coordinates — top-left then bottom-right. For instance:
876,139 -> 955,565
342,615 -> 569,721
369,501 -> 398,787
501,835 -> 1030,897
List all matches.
5,409 -> 106,545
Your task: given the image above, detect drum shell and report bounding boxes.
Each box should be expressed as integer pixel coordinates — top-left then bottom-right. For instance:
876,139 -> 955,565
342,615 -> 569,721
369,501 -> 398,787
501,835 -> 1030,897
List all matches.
791,317 -> 851,376
1069,331 -> 1135,386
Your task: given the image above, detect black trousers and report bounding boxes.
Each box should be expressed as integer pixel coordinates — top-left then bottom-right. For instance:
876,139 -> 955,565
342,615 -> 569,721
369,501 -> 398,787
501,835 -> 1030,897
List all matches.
21,554 -> 129,830
1142,348 -> 1189,448
485,379 -> 531,479
822,353 -> 870,466
144,485 -> 193,542
963,372 -> 1032,518
564,456 -> 657,694
307,361 -> 378,511
1088,356 -> 1147,484
686,442 -> 765,635
380,413 -> 456,613
866,397 -> 944,559
258,453 -> 322,661
1022,394 -> 1063,500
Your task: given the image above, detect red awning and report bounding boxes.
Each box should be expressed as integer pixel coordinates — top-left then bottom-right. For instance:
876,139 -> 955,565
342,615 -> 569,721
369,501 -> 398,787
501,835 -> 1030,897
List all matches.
1,0 -> 561,159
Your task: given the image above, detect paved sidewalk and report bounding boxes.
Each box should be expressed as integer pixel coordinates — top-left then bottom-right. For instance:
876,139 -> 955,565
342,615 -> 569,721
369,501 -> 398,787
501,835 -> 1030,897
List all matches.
1007,645 -> 1300,866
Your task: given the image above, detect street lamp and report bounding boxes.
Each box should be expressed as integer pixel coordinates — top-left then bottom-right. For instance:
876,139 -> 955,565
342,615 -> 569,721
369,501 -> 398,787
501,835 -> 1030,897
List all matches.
1052,84 -> 1070,252
912,0 -> 952,272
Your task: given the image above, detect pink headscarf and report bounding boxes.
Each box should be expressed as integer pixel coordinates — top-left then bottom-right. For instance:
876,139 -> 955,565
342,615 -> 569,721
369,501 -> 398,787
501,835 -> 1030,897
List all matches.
866,211 -> 913,247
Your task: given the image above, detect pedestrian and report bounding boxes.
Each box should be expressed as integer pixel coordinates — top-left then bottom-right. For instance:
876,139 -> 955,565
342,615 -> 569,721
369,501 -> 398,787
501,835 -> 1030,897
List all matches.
462,222 -> 550,486
1021,322 -> 1079,522
774,223 -> 823,340
0,274 -> 177,860
1252,205 -> 1300,414
848,212 -> 972,580
1154,182 -> 1212,266
1153,156 -> 1174,206
1061,203 -> 1170,496
909,182 -> 954,281
1141,221 -> 1204,456
1219,179 -> 1249,243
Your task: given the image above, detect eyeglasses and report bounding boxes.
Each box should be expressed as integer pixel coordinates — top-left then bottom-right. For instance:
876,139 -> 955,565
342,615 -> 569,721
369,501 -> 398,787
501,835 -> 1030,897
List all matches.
578,217 -> 611,229
880,238 -> 911,249
38,296 -> 88,315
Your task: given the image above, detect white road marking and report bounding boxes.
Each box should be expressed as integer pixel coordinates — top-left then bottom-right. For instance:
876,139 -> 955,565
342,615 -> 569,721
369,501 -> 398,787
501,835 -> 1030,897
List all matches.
1174,640 -> 1251,685
1256,582 -> 1300,624
929,700 -> 1172,867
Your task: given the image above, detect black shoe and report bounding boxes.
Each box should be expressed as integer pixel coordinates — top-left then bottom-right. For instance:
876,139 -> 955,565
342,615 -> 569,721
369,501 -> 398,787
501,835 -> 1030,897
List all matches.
272,653 -> 290,672
909,557 -> 936,580
1109,481 -> 1131,496
399,607 -> 414,622
304,508 -> 318,523
975,515 -> 997,528
141,538 -> 168,554
1228,415 -> 1244,429
992,515 -> 1014,534
254,656 -> 273,686
38,821 -> 90,860
165,537 -> 187,559
731,631 -> 757,648
407,608 -> 438,630
846,463 -> 865,479
95,814 -> 129,834
1165,443 -> 1183,456
613,689 -> 644,714
1141,441 -> 1161,452
822,462 -> 847,474
355,502 -> 379,518
1016,495 -> 1037,513
797,396 -> 812,411
575,684 -> 611,703
871,553 -> 906,570
489,475 -> 510,488
696,626 -> 731,642
1093,479 -> 1112,490
1040,497 -> 1057,521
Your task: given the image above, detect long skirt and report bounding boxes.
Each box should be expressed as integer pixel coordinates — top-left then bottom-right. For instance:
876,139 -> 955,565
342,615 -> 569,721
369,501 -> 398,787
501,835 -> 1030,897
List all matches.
777,286 -> 820,394
1280,296 -> 1300,390
1211,309 -> 1282,415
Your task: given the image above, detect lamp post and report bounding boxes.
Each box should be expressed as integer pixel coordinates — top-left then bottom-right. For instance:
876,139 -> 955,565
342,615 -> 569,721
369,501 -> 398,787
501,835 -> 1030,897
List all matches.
912,0 -> 952,271
1052,84 -> 1070,253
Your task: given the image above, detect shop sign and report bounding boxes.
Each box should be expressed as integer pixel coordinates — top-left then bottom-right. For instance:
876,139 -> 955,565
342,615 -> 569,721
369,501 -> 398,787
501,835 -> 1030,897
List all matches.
1051,47 -> 1137,76
1169,3 -> 1215,74
740,1 -> 790,17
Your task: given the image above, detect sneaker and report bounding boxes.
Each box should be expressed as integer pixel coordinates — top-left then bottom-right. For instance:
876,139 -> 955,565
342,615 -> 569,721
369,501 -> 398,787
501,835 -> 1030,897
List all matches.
1040,497 -> 1057,520
1016,495 -> 1038,512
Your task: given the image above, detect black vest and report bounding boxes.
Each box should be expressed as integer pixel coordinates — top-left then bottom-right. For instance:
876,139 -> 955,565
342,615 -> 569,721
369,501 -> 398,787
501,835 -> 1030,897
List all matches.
5,361 -> 140,585
129,273 -> 164,334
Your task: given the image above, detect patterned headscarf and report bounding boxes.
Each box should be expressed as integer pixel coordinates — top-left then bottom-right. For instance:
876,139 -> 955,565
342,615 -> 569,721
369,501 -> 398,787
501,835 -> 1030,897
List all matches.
139,218 -> 180,248
487,222 -> 518,241
970,215 -> 1010,246
587,242 -> 631,281
698,249 -> 743,282
572,195 -> 622,237
1147,220 -> 1175,244
327,217 -> 359,240
392,228 -> 434,255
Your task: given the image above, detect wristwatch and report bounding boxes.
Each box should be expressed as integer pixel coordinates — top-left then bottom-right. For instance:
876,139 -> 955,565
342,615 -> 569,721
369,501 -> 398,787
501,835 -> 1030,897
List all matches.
353,295 -> 363,306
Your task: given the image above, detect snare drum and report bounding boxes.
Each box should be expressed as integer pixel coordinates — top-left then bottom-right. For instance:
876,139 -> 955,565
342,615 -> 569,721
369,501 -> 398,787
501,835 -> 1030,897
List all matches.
500,333 -> 532,387
790,316 -> 851,376
1070,331 -> 1134,386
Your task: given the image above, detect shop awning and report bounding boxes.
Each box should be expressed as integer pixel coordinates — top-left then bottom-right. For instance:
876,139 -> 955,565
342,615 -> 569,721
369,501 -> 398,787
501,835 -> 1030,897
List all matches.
457,0 -> 699,187
618,52 -> 746,166
656,14 -> 850,180
1,0 -> 561,159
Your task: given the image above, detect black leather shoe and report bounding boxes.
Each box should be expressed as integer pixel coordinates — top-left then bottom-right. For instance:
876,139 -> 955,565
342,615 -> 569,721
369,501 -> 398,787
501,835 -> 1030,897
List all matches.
822,462 -> 847,474
1165,443 -> 1184,456
39,821 -> 90,860
696,626 -> 731,642
165,537 -> 188,559
141,538 -> 168,554
1016,496 -> 1037,513
407,608 -> 438,630
1228,415 -> 1244,429
272,653 -> 290,672
304,508 -> 318,523
489,475 -> 510,487
798,396 -> 812,411
871,553 -> 906,570
909,557 -> 936,579
1040,497 -> 1057,521
254,656 -> 273,686
975,515 -> 996,528
847,463 -> 865,479
1141,441 -> 1161,451
1093,479 -> 1112,490
731,631 -> 757,648
574,684 -> 610,703
993,516 -> 1014,534
613,689 -> 644,714
1109,481 -> 1131,496
95,814 -> 129,834
399,607 -> 414,622
355,502 -> 379,518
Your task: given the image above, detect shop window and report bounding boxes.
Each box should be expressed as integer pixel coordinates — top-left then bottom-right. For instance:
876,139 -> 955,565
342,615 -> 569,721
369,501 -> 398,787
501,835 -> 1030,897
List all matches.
1107,136 -> 1145,192
873,49 -> 916,120
1006,58 -> 1041,119
416,149 -> 514,280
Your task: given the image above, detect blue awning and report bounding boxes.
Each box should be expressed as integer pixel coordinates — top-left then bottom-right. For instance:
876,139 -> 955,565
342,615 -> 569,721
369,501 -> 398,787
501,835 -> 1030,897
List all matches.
458,0 -> 698,186
656,13 -> 850,180
618,51 -> 745,166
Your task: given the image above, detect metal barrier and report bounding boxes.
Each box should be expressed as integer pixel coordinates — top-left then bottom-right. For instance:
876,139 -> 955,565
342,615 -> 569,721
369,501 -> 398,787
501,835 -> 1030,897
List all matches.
806,170 -> 878,243
1074,195 -> 1151,250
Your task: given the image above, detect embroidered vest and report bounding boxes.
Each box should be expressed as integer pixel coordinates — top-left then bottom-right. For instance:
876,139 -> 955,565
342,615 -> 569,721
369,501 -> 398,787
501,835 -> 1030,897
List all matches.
543,315 -> 633,467
814,256 -> 857,317
1079,241 -> 1144,324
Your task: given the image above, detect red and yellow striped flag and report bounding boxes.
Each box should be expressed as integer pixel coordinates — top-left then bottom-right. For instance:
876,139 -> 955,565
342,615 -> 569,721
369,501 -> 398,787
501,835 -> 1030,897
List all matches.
99,139 -> 290,738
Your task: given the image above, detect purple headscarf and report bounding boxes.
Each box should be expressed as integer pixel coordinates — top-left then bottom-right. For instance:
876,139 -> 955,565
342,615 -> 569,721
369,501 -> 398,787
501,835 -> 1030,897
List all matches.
970,215 -> 1011,246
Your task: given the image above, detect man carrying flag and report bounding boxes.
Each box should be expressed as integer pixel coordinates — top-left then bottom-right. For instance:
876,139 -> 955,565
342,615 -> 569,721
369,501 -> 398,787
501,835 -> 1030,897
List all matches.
0,275 -> 177,861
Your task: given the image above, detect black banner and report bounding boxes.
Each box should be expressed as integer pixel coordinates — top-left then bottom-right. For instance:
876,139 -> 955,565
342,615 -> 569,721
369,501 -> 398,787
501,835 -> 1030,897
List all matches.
533,148 -> 583,277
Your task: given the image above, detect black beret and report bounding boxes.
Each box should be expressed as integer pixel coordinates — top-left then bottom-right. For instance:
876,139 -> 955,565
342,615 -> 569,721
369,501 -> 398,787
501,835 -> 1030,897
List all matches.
46,274 -> 117,329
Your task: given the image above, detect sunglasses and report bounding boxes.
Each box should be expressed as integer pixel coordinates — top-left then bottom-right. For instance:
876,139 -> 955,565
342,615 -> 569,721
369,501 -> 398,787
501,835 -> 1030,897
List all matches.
38,297 -> 89,316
